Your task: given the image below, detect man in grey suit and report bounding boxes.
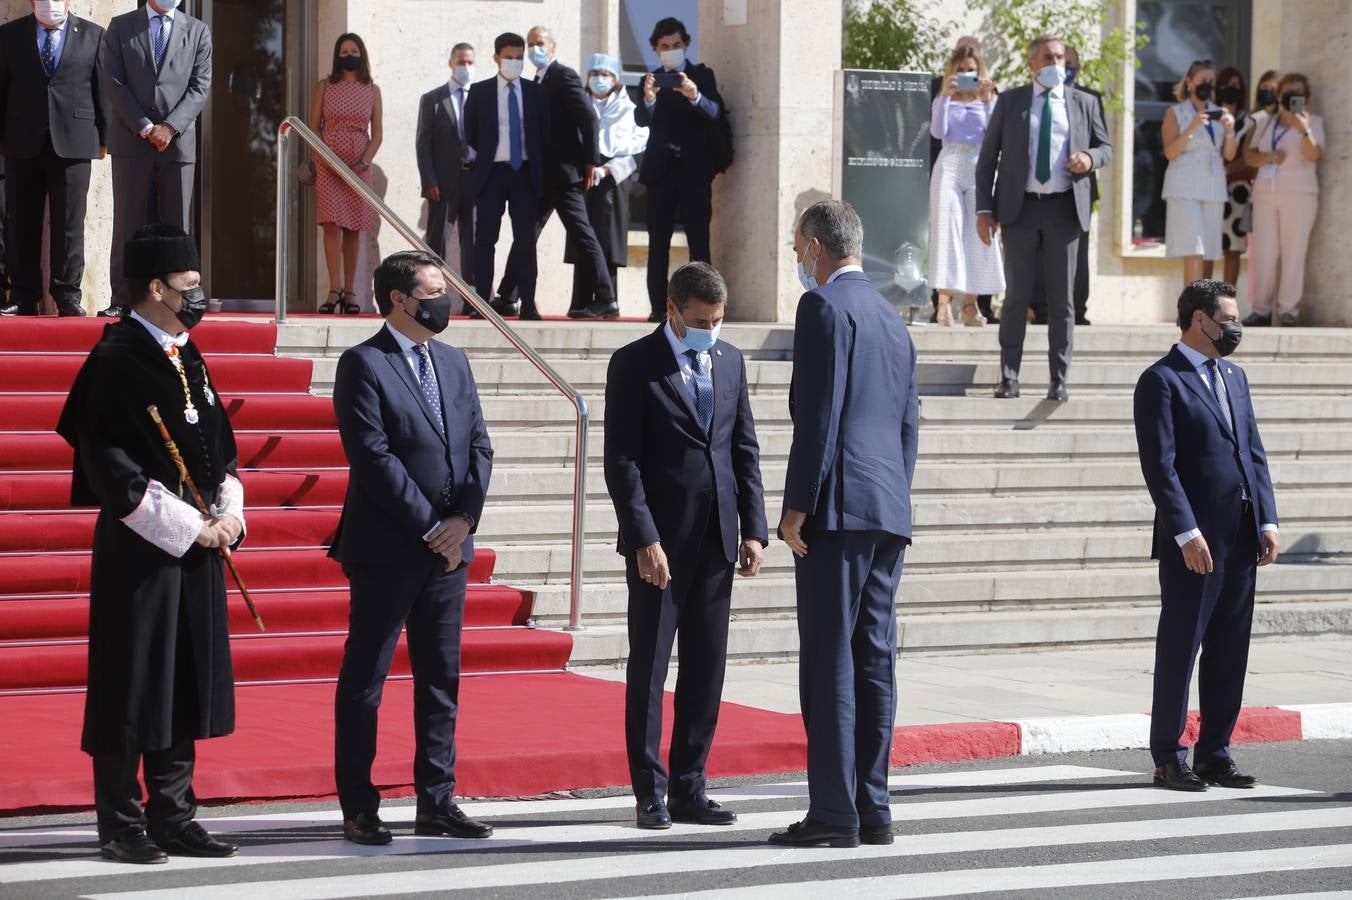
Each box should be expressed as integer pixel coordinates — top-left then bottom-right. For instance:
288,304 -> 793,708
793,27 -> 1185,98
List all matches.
416,42 -> 476,282
976,34 -> 1111,402
100,0 -> 211,313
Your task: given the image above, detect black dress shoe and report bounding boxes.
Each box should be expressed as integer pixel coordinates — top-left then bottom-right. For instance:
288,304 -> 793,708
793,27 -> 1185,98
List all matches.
154,821 -> 238,857
583,301 -> 621,319
100,825 -> 169,864
769,818 -> 860,848
1242,312 -> 1271,327
1046,382 -> 1068,402
994,377 -> 1020,399
636,798 -> 672,830
668,794 -> 738,825
342,812 -> 393,845
860,824 -> 895,845
1075,315 -> 1091,326
57,302 -> 87,317
0,303 -> 17,316
98,305 -> 128,318
1193,758 -> 1258,789
566,307 -> 591,319
490,298 -> 519,317
414,804 -> 494,838
518,306 -> 543,321
1153,760 -> 1208,792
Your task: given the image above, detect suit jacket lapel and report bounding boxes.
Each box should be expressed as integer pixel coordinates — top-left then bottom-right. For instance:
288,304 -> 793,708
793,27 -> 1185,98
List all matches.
1167,348 -> 1234,440
375,329 -> 449,447
136,14 -> 154,72
711,343 -> 738,434
433,341 -> 457,446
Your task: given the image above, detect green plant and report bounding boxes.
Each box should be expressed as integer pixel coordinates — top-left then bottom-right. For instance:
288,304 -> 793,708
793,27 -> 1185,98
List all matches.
967,0 -> 1148,110
842,0 -> 952,74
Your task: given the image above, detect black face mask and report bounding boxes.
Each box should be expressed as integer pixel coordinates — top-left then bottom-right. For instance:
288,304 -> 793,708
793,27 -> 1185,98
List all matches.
410,293 -> 452,334
164,280 -> 207,330
1201,315 -> 1242,358
339,55 -> 362,72
1281,91 -> 1304,110
1218,85 -> 1244,106
1256,88 -> 1277,108
1192,81 -> 1213,102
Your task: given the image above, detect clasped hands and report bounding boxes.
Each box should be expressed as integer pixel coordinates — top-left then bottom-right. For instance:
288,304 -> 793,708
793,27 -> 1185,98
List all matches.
143,123 -> 176,152
196,514 -> 243,550
427,516 -> 472,572
637,538 -> 764,591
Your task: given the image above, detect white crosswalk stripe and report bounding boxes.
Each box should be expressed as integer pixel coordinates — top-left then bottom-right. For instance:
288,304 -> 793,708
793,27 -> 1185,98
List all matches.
0,764 -> 1345,899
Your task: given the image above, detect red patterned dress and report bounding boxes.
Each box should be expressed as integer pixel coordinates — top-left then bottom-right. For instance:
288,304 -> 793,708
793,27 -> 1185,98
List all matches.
316,80 -> 375,231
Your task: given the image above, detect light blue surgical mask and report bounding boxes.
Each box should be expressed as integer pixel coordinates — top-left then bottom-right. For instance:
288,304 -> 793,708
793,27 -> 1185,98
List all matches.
527,45 -> 550,68
589,76 -> 614,97
796,243 -> 821,292
1036,64 -> 1067,89
154,0 -> 182,9
675,308 -> 721,353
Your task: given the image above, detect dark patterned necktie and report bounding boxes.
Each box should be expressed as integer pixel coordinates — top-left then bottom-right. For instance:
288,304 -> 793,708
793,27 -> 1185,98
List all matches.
1205,359 -> 1233,433
152,15 -> 168,71
41,28 -> 57,77
414,343 -> 445,434
685,349 -> 713,435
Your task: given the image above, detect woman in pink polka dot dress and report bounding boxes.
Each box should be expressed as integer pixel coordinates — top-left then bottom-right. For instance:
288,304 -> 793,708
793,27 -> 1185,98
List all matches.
308,33 -> 383,313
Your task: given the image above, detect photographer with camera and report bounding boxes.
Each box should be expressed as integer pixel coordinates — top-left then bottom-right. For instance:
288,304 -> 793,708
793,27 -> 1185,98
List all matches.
1242,73 -> 1323,326
1161,61 -> 1237,287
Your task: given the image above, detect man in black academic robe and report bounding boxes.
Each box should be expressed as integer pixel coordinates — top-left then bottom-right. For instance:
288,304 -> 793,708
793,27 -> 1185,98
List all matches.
56,225 -> 244,865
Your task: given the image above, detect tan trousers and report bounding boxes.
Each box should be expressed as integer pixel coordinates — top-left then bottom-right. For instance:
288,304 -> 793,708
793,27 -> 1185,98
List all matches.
1247,189 -> 1318,317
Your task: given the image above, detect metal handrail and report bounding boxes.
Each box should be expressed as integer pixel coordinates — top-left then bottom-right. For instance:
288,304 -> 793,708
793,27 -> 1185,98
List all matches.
274,116 -> 589,631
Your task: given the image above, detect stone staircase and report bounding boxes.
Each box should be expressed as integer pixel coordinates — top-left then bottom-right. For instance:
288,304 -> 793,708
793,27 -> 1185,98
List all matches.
277,321 -> 1352,666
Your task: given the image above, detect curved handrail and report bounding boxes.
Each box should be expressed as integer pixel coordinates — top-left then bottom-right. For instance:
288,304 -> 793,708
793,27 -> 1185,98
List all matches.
275,116 -> 589,630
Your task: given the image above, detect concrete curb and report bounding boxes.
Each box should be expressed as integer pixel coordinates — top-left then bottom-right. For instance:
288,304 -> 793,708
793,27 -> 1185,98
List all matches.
889,703 -> 1352,767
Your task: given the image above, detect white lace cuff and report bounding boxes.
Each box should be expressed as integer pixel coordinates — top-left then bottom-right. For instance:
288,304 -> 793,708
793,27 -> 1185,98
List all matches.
218,474 -> 247,540
121,479 -> 205,558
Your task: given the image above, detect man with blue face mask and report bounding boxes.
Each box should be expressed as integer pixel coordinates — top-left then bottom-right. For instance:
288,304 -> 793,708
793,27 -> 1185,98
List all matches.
604,262 -> 767,831
975,34 -> 1111,402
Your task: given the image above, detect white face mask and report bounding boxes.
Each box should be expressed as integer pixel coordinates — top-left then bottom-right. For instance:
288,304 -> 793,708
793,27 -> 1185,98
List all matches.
452,64 -> 474,85
1036,63 -> 1066,89
34,1 -> 67,27
498,57 -> 524,81
659,47 -> 686,70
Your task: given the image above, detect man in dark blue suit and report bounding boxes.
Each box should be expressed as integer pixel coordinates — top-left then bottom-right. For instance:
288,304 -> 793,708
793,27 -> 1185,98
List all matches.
331,251 -> 494,845
604,262 -> 768,830
772,201 -> 919,849
635,17 -> 725,322
463,33 -> 547,319
1134,279 -> 1279,792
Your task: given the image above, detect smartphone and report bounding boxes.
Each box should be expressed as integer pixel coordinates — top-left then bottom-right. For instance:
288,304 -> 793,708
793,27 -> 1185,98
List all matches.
652,71 -> 683,90
956,72 -> 980,92
1205,108 -> 1225,121
1289,95 -> 1306,115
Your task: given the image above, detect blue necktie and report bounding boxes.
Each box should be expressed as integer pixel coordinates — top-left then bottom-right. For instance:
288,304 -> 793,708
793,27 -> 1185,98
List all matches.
41,28 -> 57,77
685,349 -> 714,435
414,343 -> 445,434
507,82 -> 523,171
1205,359 -> 1233,433
152,15 -> 167,71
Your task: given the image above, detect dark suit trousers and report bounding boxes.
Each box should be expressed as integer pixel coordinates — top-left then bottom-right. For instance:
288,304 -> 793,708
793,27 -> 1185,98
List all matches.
92,738 -> 197,842
998,192 -> 1079,383
624,525 -> 734,802
1032,222 -> 1092,320
109,154 -> 195,306
335,558 -> 468,819
795,529 -> 906,829
497,181 -> 615,309
1150,507 -> 1258,767
426,170 -> 475,280
473,163 -> 539,309
645,163 -> 712,316
7,138 -> 91,310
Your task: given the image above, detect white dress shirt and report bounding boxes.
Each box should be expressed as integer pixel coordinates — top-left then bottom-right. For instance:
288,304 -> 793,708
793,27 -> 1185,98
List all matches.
664,320 -> 712,402
1171,341 -> 1277,547
130,309 -> 189,350
1026,84 -> 1071,193
493,74 -> 528,163
825,264 -> 864,285
385,321 -> 436,384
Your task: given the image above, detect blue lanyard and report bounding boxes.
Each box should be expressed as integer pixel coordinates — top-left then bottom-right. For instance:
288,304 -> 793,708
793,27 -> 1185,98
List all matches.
1272,120 -> 1290,152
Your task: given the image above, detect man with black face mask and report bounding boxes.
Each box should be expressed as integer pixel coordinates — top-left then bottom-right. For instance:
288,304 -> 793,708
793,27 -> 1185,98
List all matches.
330,250 -> 494,846
56,224 -> 244,864
1133,278 -> 1279,795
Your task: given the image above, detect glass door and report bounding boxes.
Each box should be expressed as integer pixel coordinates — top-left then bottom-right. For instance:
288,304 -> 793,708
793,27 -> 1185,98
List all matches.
199,0 -> 312,309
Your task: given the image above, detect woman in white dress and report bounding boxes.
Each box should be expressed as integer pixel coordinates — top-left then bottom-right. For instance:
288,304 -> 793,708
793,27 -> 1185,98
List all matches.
1161,60 -> 1238,286
927,45 -> 1003,326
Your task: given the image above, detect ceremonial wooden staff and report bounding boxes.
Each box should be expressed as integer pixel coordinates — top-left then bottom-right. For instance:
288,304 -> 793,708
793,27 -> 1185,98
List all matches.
147,404 -> 265,631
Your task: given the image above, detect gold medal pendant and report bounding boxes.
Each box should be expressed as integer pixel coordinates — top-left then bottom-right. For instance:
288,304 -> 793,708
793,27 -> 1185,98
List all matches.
165,346 -> 201,427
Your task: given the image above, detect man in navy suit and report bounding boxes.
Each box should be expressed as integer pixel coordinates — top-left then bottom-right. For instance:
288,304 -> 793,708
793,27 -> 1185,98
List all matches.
331,250 -> 494,845
635,17 -> 725,322
463,33 -> 547,319
1134,279 -> 1279,792
772,200 -> 919,849
604,262 -> 767,830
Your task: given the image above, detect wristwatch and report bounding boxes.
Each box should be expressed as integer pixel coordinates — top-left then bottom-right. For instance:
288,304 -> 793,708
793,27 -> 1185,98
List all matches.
454,512 -> 476,530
